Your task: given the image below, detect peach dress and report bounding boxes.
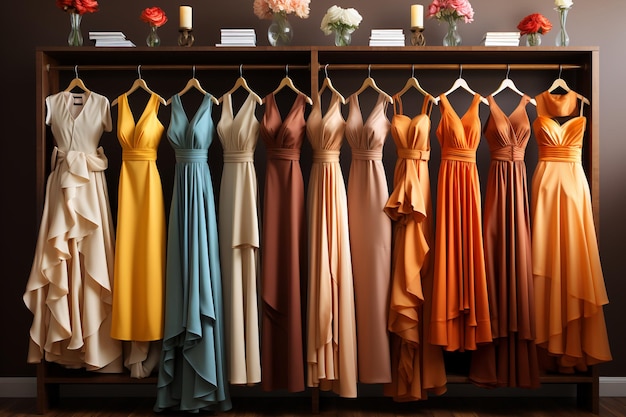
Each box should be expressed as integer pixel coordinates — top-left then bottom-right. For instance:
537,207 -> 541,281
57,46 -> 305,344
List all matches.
306,91 -> 357,398
384,94 -> 447,401
430,94 -> 492,352
531,91 -> 611,371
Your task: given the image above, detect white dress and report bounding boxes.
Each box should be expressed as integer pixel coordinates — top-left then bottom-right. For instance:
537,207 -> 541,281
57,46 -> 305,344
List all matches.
23,91 -> 123,371
216,93 -> 262,385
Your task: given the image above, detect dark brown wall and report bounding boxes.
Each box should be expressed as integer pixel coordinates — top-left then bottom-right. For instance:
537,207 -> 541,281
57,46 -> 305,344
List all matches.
1,0 -> 625,379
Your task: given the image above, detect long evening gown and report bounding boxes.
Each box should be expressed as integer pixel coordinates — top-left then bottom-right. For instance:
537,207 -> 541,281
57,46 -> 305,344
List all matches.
384,94 -> 447,401
531,90 -> 611,371
470,94 -> 539,388
430,94 -> 492,352
260,92 -> 307,392
111,93 -> 165,378
306,91 -> 357,398
155,93 -> 231,412
24,91 -> 122,372
217,92 -> 261,385
345,92 -> 392,384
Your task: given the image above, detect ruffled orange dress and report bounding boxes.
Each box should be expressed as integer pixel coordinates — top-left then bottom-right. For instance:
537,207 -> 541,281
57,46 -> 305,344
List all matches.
531,91 -> 611,371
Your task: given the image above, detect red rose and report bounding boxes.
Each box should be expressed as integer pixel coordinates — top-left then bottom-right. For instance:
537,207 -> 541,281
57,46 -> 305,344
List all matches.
517,13 -> 552,35
56,0 -> 98,14
56,0 -> 74,12
141,7 -> 168,27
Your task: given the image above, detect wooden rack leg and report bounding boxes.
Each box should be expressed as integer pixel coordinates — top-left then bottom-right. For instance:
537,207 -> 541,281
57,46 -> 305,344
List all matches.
576,367 -> 600,414
311,387 -> 319,414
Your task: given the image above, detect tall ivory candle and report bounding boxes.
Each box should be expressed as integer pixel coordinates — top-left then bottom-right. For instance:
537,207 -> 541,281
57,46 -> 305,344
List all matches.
180,6 -> 192,29
411,4 -> 424,28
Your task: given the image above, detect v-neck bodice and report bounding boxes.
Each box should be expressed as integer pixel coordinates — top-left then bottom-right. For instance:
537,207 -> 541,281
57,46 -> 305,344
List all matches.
217,93 -> 260,152
436,94 -> 483,153
261,93 -> 307,150
345,93 -> 390,153
117,93 -> 164,151
168,93 -> 215,150
306,93 -> 345,152
484,95 -> 531,158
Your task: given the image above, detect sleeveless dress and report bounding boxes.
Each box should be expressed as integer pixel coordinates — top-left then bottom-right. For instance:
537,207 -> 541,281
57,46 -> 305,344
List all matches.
111,93 -> 166,378
306,92 -> 357,398
531,90 -> 611,371
217,92 -> 261,385
155,93 -> 231,412
384,94 -> 447,401
430,94 -> 492,352
345,92 -> 392,384
260,93 -> 307,393
470,94 -> 539,388
23,91 -> 123,372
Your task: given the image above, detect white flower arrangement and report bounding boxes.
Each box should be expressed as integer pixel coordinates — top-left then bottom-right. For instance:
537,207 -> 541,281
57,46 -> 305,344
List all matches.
554,0 -> 573,9
320,5 -> 363,36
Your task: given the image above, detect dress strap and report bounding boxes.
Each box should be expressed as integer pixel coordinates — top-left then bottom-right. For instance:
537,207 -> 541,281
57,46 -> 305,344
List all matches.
392,94 -> 403,115
421,94 -> 434,117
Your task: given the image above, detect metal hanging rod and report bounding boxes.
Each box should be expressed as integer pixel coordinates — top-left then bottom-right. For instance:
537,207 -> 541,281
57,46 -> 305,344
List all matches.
47,64 -> 311,72
316,63 -> 583,71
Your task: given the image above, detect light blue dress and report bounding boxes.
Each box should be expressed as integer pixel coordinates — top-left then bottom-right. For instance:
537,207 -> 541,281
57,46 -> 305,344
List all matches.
155,93 -> 231,412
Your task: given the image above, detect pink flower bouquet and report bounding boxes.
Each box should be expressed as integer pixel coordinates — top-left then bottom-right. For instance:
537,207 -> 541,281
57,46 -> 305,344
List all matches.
427,0 -> 474,23
253,0 -> 310,20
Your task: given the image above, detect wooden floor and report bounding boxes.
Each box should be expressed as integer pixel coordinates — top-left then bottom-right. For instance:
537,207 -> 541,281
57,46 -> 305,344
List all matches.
1,397 -> 624,417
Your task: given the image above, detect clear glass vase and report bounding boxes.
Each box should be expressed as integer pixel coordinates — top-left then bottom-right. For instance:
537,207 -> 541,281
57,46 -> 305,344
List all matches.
556,7 -> 570,46
68,12 -> 83,47
146,25 -> 161,47
268,12 -> 293,46
443,17 -> 461,46
526,32 -> 542,46
334,27 -> 354,47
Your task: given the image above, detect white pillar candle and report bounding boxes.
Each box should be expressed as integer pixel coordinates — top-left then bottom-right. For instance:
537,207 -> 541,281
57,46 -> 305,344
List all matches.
180,5 -> 192,29
411,4 -> 424,28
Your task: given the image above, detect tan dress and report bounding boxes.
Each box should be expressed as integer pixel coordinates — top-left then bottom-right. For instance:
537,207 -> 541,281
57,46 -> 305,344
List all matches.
345,93 -> 392,384
384,94 -> 447,401
531,91 -> 611,371
306,92 -> 357,398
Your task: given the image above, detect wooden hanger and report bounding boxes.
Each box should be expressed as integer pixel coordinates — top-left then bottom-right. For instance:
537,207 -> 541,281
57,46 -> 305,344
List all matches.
353,65 -> 393,103
64,65 -> 90,93
268,65 -> 313,105
111,65 -> 166,107
166,66 -> 219,106
318,64 -> 345,104
547,65 -> 590,105
395,65 -> 436,104
441,65 -> 488,105
490,65 -> 536,105
219,65 -> 262,105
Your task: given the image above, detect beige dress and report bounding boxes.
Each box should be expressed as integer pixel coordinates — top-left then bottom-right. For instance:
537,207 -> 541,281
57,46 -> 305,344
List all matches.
345,92 -> 392,384
306,92 -> 357,398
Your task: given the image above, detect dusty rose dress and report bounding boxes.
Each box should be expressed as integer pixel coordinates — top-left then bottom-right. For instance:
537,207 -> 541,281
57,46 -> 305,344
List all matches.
470,94 -> 539,388
384,94 -> 447,401
260,93 -> 307,392
306,91 -> 357,398
345,93 -> 392,384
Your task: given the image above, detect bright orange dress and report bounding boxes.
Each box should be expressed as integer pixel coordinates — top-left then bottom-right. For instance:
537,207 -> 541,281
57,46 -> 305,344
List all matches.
531,91 -> 611,371
384,94 -> 447,401
430,94 -> 492,352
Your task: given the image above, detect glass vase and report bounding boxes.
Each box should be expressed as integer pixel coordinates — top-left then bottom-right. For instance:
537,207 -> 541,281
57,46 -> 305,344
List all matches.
526,32 -> 542,46
443,17 -> 461,46
268,12 -> 293,46
556,7 -> 570,46
334,27 -> 354,47
146,25 -> 161,47
68,12 -> 83,47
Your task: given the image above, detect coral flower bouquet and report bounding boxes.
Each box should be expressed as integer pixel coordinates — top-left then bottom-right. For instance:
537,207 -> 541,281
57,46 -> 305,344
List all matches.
56,0 -> 99,46
254,0 -> 310,46
427,0 -> 474,46
517,13 -> 552,46
320,5 -> 363,46
141,6 -> 168,47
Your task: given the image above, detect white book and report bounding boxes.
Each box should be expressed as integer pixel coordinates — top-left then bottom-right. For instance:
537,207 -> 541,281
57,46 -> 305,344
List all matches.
95,39 -> 136,47
215,43 -> 256,47
89,31 -> 127,40
369,41 -> 405,46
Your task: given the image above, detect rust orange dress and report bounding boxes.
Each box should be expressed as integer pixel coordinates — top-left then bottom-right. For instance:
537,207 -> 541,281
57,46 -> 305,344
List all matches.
470,94 -> 539,388
384,94 -> 447,401
430,93 -> 492,352
531,91 -> 611,371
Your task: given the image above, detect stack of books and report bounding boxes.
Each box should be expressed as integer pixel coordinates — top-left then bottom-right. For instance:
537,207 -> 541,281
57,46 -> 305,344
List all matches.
481,32 -> 521,46
369,29 -> 405,47
216,29 -> 257,47
89,31 -> 135,47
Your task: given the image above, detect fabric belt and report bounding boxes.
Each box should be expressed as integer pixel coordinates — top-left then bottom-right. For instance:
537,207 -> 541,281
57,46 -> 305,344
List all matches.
175,149 -> 208,163
538,146 -> 581,162
397,148 -> 430,161
223,150 -> 254,163
351,149 -> 382,161
122,149 -> 157,161
491,146 -> 526,161
266,148 -> 301,161
313,150 -> 340,163
442,148 -> 476,163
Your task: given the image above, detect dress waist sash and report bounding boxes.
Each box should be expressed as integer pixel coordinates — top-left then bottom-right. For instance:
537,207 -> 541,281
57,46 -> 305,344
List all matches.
491,145 -> 526,161
122,149 -> 157,161
351,149 -> 382,161
175,149 -> 208,163
397,148 -> 430,161
538,146 -> 581,162
266,148 -> 301,161
223,150 -> 254,163
441,148 -> 476,163
313,150 -> 340,163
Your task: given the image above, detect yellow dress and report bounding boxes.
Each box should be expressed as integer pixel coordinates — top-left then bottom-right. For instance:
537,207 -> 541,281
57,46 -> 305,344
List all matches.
111,93 -> 166,377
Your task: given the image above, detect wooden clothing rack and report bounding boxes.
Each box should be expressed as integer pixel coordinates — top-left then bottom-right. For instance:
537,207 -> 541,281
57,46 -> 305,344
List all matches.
34,46 -> 600,415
